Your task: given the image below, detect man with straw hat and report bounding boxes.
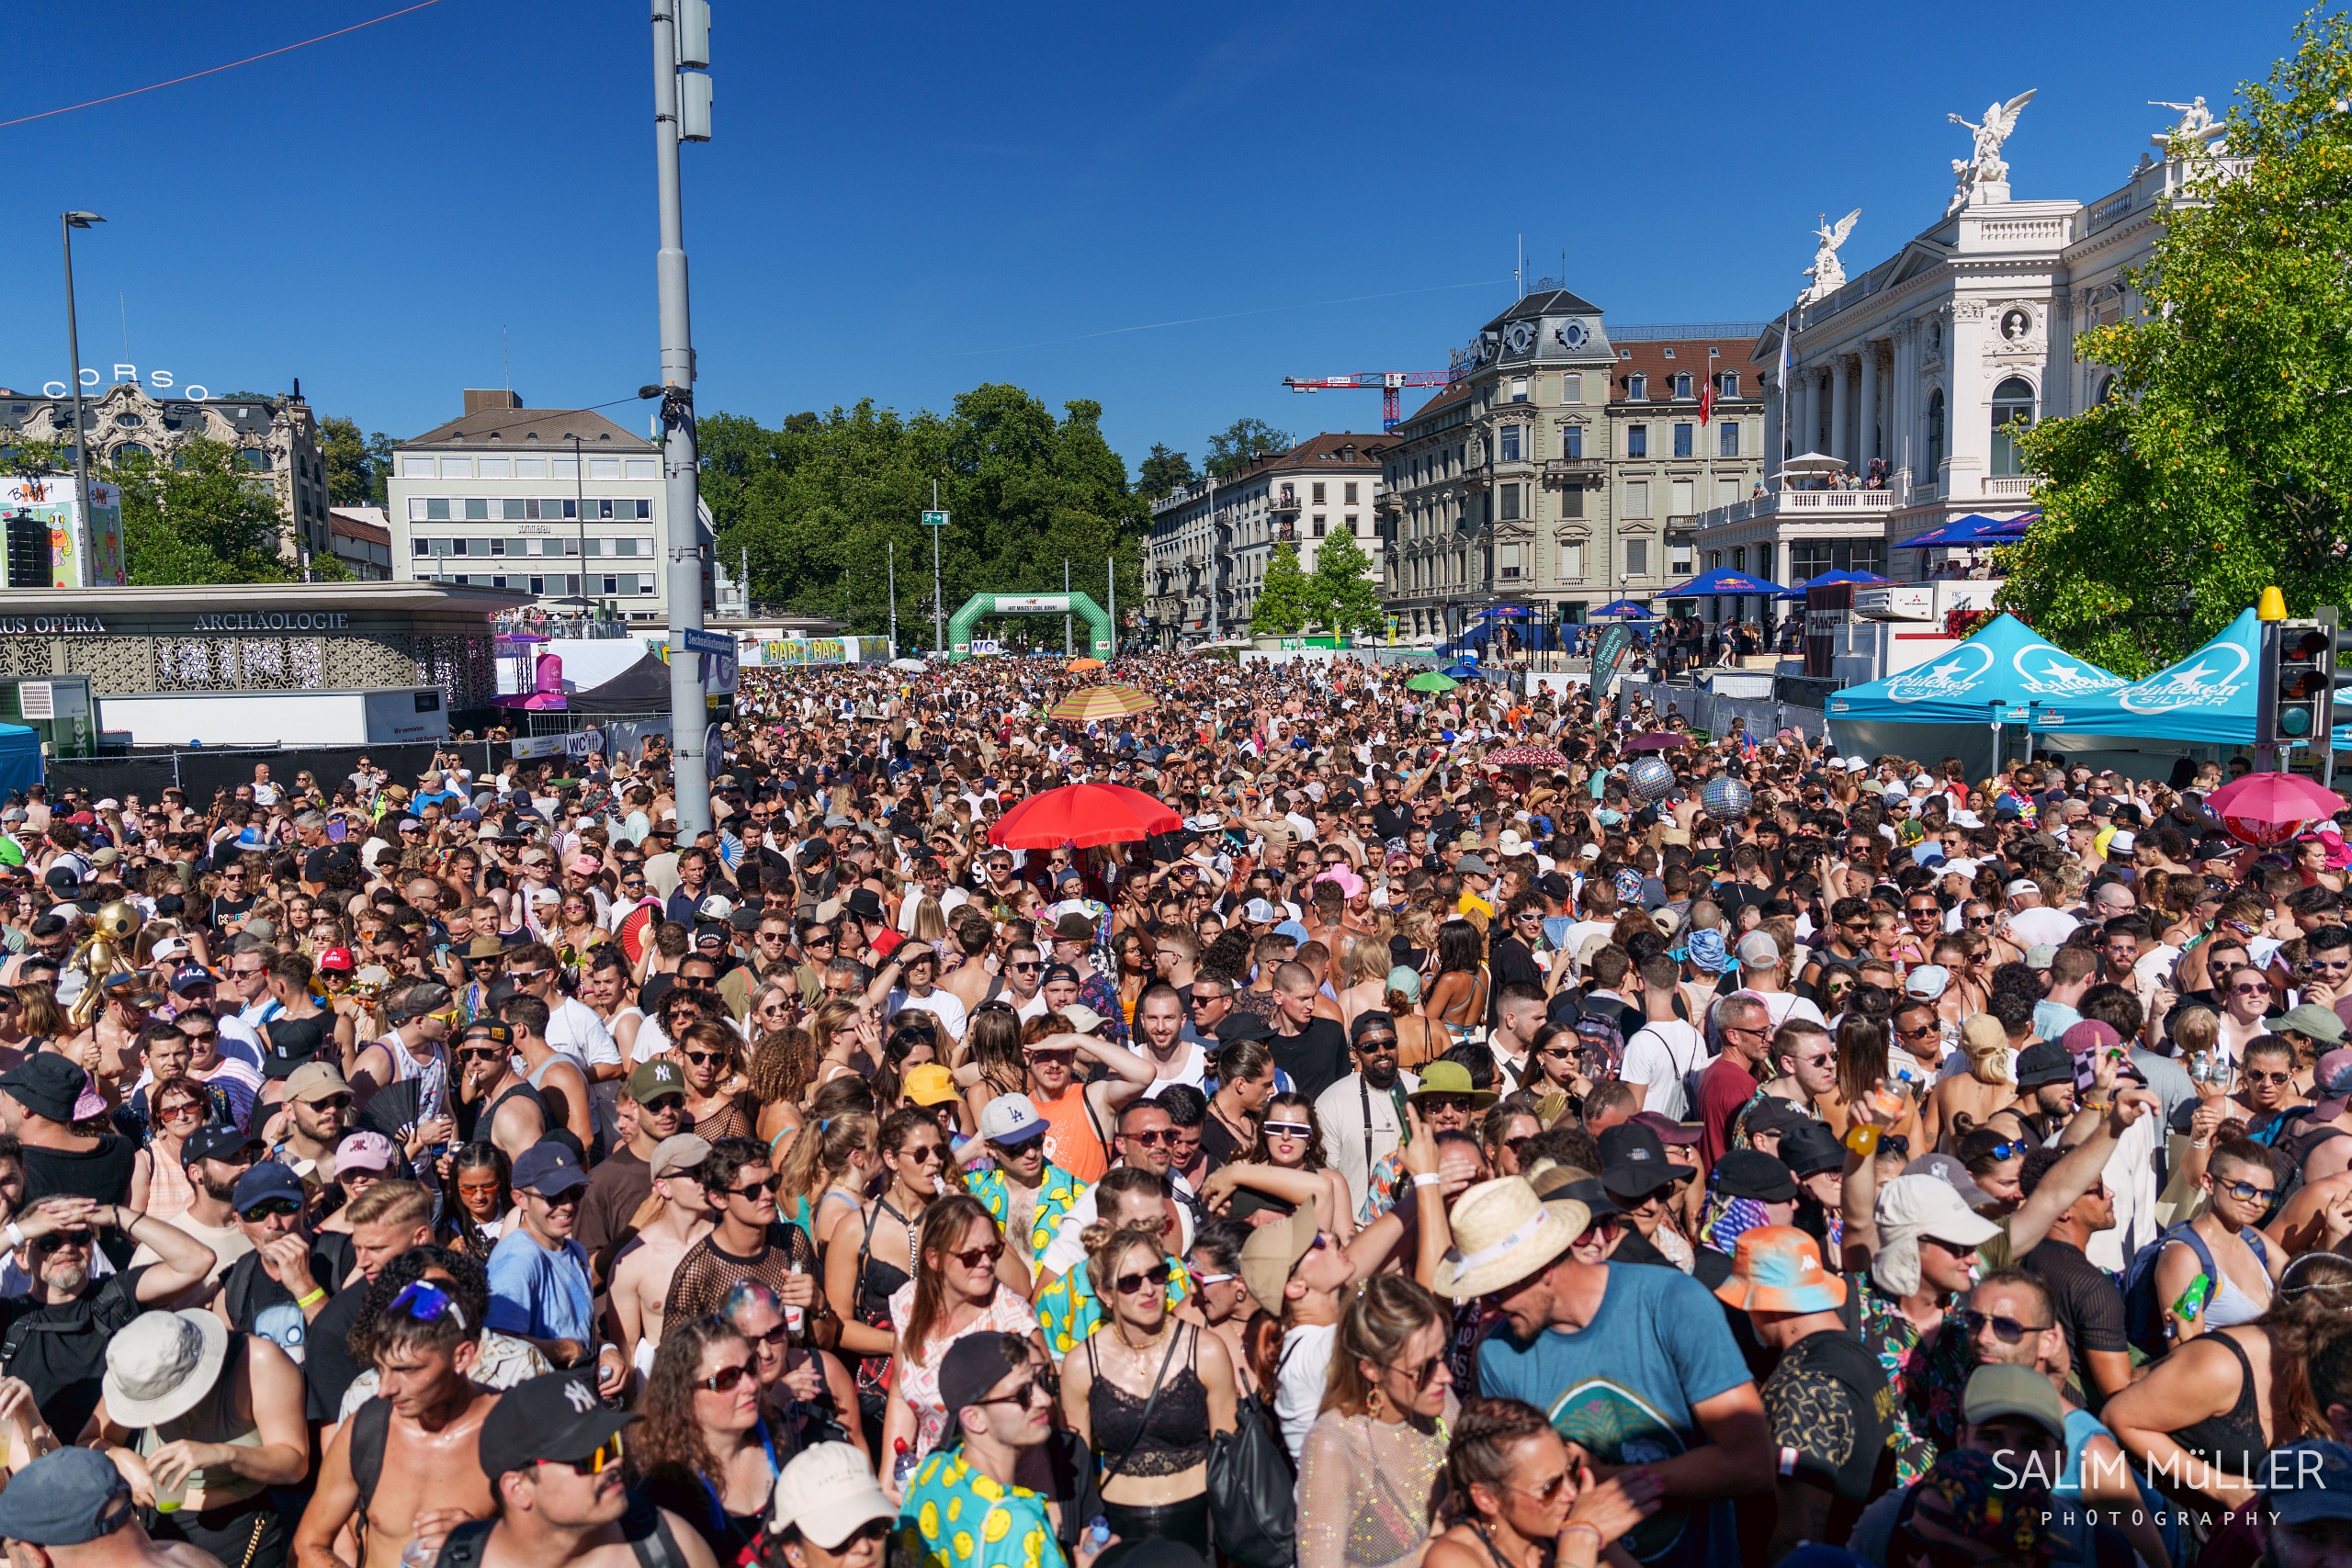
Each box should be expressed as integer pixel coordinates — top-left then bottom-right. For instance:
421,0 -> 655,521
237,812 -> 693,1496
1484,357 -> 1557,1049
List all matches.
1435,1175 -> 1771,1568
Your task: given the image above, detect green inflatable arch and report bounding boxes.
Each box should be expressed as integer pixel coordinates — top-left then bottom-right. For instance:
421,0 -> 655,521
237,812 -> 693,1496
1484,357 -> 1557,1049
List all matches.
946,592 -> 1112,661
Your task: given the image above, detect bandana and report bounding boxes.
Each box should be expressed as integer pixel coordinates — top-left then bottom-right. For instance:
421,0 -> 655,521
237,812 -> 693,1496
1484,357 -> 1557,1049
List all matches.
1684,929 -> 1731,975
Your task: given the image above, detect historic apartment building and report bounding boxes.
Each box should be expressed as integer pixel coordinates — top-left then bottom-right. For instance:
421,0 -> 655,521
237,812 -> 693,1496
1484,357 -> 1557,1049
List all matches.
1143,434 -> 1385,646
1377,288 -> 1767,640
0,382 -> 331,570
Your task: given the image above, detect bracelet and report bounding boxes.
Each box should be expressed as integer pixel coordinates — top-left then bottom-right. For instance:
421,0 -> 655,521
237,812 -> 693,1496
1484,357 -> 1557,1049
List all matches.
1411,1172 -> 1442,1190
2190,1137 -> 2211,1150
3,1223 -> 21,1251
295,1287 -> 327,1309
1558,1523 -> 1605,1558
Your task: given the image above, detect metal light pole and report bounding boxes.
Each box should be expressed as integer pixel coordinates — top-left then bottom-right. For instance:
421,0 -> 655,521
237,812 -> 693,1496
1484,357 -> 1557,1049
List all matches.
61,212 -> 104,591
1204,473 -> 1219,639
1064,558 -> 1072,657
651,0 -> 711,834
1106,556 -> 1115,660
888,540 -> 897,658
931,479 -> 944,654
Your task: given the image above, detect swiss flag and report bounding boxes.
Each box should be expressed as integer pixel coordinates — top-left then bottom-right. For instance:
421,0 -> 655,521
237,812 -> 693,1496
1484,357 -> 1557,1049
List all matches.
1698,380 -> 1716,425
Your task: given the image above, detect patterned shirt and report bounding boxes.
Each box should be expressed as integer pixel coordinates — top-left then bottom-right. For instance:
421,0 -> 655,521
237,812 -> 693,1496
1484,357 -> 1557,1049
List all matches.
967,1161 -> 1088,1273
1855,1275 -> 1973,1486
1032,1258 -> 1193,1361
899,1449 -> 1065,1568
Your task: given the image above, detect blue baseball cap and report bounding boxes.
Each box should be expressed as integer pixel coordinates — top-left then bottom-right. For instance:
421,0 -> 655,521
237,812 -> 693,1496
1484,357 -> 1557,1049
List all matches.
0,1448 -> 133,1545
231,1161 -> 303,1213
513,1141 -> 588,1198
2267,1439 -> 2352,1524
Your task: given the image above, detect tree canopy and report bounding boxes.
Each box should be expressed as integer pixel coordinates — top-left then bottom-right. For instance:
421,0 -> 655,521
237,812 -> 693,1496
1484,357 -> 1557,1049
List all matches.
1999,15 -> 2352,674
1250,542 -> 1316,635
1312,528 -> 1385,635
1136,443 -> 1194,502
319,417 -> 396,508
115,440 -> 307,585
699,384 -> 1147,644
1204,417 -> 1293,478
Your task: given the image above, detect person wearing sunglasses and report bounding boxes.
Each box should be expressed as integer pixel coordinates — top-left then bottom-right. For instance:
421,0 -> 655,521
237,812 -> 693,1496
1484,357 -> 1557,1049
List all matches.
2154,1134 -> 2291,1346
1422,1393 -> 1662,1568
482,1143 -> 602,1387
903,1331 -> 1115,1568
663,1138 -> 819,1340
767,1440 -> 894,1568
1293,1275 -> 1466,1568
878,1194 -> 1042,1473
634,1314 -> 782,1562
608,1133 -> 715,1388
448,1022 -> 549,1168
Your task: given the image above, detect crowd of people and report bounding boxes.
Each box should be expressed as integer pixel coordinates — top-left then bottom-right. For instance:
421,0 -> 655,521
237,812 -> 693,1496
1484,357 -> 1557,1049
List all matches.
0,650 -> 2346,1568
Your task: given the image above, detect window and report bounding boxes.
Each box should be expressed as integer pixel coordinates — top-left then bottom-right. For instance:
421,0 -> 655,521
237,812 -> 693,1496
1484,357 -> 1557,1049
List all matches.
1719,372 -> 1739,396
1563,373 -> 1583,403
1627,374 -> 1647,400
400,456 -> 434,478
464,498 -> 489,521
1991,377 -> 2035,477
412,538 -> 430,557
1627,425 -> 1647,458
1732,547 -> 1746,571
1510,377 -> 1529,403
1563,426 -> 1583,459
1500,425 -> 1521,462
1673,373 -> 1691,398
1673,424 -> 1693,458
1670,546 -> 1693,575
479,457 -> 511,479
1624,480 -> 1650,518
239,448 -> 269,471
1625,540 -> 1649,577
588,457 -> 620,479
1559,540 -> 1585,580
624,458 -> 659,479
425,498 -> 450,521
1342,514 -> 1356,536
1720,421 -> 1740,457
438,456 -> 469,479
552,457 -> 579,479
503,499 -> 527,521
1312,483 -> 1326,504
488,538 -> 506,557
1927,389 -> 1948,476
111,444 -> 149,463
1670,479 -> 1694,516
515,457 -> 547,479
1499,483 -> 1521,522
1313,515 -> 1326,537
1343,482 -> 1358,504
1562,484 -> 1584,519
450,538 -> 469,557
1498,544 -> 1522,581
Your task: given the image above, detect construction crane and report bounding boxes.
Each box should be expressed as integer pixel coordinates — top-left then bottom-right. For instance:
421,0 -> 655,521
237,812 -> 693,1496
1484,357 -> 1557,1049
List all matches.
1281,369 -> 1458,432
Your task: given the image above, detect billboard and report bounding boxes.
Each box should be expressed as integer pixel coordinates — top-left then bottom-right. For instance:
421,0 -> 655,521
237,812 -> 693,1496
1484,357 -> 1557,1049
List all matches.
0,476 -> 123,588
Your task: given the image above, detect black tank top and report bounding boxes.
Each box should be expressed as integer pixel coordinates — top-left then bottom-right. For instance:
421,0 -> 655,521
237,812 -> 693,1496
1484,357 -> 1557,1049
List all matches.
2170,1330 -> 2268,1483
457,1081 -> 544,1146
1088,1324 -> 1211,1477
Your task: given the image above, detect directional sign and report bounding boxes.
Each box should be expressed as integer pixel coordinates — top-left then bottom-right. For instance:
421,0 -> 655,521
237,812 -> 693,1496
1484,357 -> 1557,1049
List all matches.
675,628 -> 733,658
922,510 -> 949,527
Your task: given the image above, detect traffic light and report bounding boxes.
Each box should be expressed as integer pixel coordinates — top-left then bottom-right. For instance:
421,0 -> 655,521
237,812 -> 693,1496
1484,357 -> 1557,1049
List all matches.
2254,595 -> 2352,777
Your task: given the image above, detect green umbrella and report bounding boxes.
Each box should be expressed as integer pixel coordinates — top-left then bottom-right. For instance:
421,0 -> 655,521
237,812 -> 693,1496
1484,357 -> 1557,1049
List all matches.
1406,671 -> 1458,693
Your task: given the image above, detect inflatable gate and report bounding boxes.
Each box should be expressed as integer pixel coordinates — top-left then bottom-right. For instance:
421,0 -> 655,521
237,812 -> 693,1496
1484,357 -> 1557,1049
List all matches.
945,592 -> 1112,662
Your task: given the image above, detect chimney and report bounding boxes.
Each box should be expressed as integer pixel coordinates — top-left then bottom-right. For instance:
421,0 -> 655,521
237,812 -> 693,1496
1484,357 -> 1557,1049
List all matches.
463,389 -> 523,415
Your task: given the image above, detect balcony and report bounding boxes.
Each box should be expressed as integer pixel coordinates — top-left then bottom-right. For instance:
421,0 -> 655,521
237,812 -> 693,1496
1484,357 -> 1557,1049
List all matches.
1543,457 -> 1603,481
1690,486 -> 1902,534
1275,522 -> 1297,543
1270,488 -> 1300,514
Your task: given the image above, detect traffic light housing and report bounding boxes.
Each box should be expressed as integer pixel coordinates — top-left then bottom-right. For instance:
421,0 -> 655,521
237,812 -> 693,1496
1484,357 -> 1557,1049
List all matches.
2255,604 -> 2352,774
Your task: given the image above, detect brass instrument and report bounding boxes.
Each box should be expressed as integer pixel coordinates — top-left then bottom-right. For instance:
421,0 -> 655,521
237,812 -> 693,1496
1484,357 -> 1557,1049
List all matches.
63,900 -> 144,1029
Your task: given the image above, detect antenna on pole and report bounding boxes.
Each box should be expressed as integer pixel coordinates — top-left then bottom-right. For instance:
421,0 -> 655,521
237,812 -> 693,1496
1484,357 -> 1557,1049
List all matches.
503,326 -> 510,392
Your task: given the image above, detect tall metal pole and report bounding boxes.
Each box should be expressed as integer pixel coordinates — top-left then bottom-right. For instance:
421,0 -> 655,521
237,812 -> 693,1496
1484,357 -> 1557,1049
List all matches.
1204,474 -> 1219,639
931,479 -> 944,654
1064,558 -> 1072,657
651,0 -> 708,834
572,434 -> 588,610
61,213 -> 103,591
1106,556 -> 1114,660
888,540 -> 897,658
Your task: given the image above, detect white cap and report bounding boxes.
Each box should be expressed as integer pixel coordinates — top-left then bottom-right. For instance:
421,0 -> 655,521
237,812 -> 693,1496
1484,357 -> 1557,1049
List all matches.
1905,964 -> 1951,1002
769,1443 -> 895,1549
1875,1171 -> 2002,1247
1736,931 -> 1781,968
2108,830 -> 2137,854
978,1093 -> 1047,1145
1843,756 -> 1867,771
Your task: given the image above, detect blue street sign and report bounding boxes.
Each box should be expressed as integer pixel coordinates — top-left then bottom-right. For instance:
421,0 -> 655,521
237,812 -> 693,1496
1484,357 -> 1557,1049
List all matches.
676,628 -> 733,657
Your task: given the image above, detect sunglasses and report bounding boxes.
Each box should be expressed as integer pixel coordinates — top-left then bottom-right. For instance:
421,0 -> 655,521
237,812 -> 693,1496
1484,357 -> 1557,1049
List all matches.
2234,983 -> 2274,996
1419,1096 -> 1473,1115
30,1229 -> 93,1254
726,1175 -> 783,1199
1114,1261 -> 1173,1295
387,1280 -> 469,1329
2245,1069 -> 2295,1086
973,1377 -> 1055,1411
1979,1139 -> 2027,1162
684,1051 -> 729,1067
944,1242 -> 1003,1269
238,1199 -> 300,1222
1122,1129 -> 1173,1146
1262,1122 -> 1314,1140
1949,1306 -> 2049,1345
642,1095 -> 686,1115
699,1362 -> 755,1393
1388,1352 -> 1448,1388
903,1144 -> 948,1164
1503,1470 -> 1573,1506
2216,1177 -> 2278,1203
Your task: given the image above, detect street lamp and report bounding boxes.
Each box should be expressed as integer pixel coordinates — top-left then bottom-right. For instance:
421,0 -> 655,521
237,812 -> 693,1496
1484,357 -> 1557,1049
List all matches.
61,211 -> 104,590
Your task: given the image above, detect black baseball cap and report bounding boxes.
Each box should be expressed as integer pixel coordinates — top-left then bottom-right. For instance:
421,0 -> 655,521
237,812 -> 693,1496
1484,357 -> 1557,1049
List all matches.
181,1123 -> 263,1167
2016,1040 -> 2073,1088
0,1054 -> 84,1123
1596,1122 -> 1681,1200
1349,1010 -> 1400,1048
1713,1148 -> 1798,1202
1778,1119 -> 1845,1179
477,1371 -> 638,1481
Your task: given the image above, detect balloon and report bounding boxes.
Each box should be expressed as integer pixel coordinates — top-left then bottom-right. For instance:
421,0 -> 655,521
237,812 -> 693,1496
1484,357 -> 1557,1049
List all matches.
1700,775 -> 1753,819
1629,756 -> 1676,803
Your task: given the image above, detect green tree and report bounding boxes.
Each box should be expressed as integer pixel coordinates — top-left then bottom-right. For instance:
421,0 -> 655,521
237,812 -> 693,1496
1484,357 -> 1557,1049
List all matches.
1999,16 -> 2352,674
1136,443 -> 1194,502
318,416 -> 396,507
1250,542 -> 1316,634
1204,417 -> 1293,477
0,437 -> 70,479
1310,527 -> 1384,635
115,440 -> 294,586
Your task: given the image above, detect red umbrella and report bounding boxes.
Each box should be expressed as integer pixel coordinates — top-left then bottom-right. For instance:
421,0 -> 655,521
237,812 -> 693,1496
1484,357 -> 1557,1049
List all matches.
2205,772 -> 2346,848
988,783 -> 1181,849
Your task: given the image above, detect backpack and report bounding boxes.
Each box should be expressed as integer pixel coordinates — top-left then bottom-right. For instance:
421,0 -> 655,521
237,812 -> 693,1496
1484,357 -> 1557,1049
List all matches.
2121,1222 -> 2269,1356
1570,999 -> 1628,1083
436,1493 -> 686,1568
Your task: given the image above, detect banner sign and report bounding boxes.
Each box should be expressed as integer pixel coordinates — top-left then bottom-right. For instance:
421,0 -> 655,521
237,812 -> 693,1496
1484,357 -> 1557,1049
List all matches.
1589,623 -> 1633,712
993,595 -> 1069,614
762,638 -> 848,666
0,476 -> 123,588
969,639 -> 1001,656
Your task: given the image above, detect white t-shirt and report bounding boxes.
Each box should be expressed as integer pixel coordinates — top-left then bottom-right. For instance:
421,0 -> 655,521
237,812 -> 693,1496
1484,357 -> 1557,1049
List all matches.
1755,990 -> 1827,1031
1038,1173 -> 1197,1278
1277,1323 -> 1340,1462
546,997 -> 621,1072
1138,1043 -> 1209,1100
2007,907 -> 2080,949
1618,1020 -> 1709,1120
888,987 -> 969,1043
899,887 -> 970,932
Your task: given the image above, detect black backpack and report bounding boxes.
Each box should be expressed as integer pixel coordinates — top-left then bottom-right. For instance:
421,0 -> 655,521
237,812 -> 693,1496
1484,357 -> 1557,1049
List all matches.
436,1494 -> 687,1568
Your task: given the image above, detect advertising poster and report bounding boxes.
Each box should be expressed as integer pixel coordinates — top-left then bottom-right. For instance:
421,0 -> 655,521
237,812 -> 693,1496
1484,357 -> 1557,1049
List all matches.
0,476 -> 122,587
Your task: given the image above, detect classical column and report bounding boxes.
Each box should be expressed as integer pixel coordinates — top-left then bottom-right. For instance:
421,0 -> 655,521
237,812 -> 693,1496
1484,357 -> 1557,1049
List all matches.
1891,325 -> 1915,491
1829,356 -> 1852,465
1798,368 -> 1818,456
1859,343 -> 1880,468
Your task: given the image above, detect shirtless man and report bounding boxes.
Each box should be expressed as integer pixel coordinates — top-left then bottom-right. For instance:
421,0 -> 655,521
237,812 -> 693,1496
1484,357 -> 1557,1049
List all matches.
501,996 -> 594,1152
293,1267 -> 503,1568
605,1134 -> 714,1382
0,1448 -> 226,1568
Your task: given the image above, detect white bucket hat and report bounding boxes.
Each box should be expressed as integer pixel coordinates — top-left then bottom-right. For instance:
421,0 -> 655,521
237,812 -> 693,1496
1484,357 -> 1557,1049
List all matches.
103,1309 -> 230,1427
1432,1177 -> 1589,1301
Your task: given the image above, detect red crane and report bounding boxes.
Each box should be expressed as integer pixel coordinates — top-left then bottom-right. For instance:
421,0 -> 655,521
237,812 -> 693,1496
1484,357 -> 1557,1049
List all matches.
1281,369 -> 1458,432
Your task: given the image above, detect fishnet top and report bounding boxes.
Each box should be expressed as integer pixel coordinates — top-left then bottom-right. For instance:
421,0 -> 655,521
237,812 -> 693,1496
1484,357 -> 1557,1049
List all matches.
662,1221 -> 819,1324
1295,1397 -> 1458,1568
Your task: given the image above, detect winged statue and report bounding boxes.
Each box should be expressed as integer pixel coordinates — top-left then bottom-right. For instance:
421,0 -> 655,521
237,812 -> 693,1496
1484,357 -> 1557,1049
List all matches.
1946,89 -> 2036,211
1802,209 -> 1860,304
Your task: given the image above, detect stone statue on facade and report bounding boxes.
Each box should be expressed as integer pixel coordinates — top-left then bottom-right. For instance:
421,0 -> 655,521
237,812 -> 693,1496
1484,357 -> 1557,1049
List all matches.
1946,89 -> 2037,212
2150,97 -> 2227,152
1802,210 -> 1860,304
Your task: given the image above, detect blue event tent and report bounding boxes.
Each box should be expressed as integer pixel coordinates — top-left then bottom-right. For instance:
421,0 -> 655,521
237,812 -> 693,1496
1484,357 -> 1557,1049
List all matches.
1826,613 -> 2126,775
1903,513 -> 2038,548
1778,569 -> 1890,601
1589,599 -> 1653,618
1662,567 -> 1786,597
0,725 -> 40,798
2025,610 -> 2258,743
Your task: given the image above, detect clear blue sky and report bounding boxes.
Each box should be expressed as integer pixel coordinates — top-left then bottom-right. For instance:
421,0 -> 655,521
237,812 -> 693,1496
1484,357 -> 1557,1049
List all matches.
0,1 -> 2313,475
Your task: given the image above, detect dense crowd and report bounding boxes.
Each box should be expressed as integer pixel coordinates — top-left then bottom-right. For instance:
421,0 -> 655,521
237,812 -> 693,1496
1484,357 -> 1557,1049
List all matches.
0,650 -> 2346,1568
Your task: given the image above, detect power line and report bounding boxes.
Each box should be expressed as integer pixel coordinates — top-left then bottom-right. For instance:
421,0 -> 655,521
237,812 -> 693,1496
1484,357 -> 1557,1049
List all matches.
0,0 -> 447,130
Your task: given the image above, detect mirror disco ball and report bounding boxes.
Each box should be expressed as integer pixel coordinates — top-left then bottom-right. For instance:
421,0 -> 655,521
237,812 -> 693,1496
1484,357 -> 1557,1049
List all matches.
1629,756 -> 1676,803
1700,775 -> 1752,819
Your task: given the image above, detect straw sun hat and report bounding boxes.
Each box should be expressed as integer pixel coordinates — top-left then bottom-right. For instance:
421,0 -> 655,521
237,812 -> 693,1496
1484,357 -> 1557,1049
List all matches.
1431,1176 -> 1591,1301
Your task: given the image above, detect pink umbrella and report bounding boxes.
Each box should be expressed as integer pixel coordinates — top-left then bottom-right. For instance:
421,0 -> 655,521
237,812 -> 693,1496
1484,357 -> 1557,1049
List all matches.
2205,772 -> 2346,848
987,783 -> 1181,850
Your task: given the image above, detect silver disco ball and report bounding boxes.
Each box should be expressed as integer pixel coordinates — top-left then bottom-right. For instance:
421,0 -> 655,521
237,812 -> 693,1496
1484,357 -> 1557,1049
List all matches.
1700,775 -> 1753,819
1629,756 -> 1676,803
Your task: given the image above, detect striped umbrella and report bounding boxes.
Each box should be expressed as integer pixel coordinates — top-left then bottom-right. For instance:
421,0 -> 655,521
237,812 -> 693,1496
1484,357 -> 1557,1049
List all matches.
1046,682 -> 1156,723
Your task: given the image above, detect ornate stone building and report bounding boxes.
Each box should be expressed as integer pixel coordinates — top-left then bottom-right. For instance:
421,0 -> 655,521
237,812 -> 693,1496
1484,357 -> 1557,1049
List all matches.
0,382 -> 330,570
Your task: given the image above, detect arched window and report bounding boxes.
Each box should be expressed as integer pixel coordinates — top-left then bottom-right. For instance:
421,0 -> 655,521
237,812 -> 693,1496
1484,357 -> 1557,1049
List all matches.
1927,389 -> 1947,478
238,447 -> 269,471
1990,378 -> 2035,477
109,444 -> 150,464
2095,373 -> 2118,404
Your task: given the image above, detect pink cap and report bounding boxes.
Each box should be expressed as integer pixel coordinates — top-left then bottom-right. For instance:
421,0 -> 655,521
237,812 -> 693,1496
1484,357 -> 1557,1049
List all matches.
568,854 -> 601,874
336,1130 -> 398,1175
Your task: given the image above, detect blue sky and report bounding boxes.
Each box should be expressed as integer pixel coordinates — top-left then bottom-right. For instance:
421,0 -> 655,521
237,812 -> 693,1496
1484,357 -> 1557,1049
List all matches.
0,1 -> 2314,474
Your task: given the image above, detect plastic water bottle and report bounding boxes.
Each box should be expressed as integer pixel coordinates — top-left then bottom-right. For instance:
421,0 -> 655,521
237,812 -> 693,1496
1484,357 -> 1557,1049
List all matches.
401,1539 -> 438,1568
891,1438 -> 920,1495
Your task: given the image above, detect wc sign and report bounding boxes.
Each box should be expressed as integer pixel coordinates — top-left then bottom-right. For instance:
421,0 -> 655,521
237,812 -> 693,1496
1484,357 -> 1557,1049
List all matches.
40,366 -> 217,400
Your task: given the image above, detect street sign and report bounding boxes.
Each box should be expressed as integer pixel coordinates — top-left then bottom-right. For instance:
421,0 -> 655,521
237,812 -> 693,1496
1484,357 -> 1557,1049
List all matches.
675,628 -> 733,657
922,510 -> 949,527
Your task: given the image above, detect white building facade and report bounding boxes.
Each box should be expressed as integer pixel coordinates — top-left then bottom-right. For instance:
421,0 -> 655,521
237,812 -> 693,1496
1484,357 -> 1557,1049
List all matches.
1690,110 -> 2226,619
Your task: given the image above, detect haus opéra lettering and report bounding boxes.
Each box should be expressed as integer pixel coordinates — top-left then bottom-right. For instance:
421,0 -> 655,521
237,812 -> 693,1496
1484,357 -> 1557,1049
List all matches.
0,616 -> 109,635
0,611 -> 353,635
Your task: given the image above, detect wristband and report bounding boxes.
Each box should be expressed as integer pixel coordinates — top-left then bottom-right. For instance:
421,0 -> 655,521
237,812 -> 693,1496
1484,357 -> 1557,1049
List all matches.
2,1223 -> 19,1250
295,1287 -> 327,1309
1411,1172 -> 1442,1190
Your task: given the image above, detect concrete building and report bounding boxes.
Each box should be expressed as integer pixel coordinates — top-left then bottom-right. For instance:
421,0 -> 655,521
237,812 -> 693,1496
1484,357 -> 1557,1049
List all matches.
386,390 -> 714,624
328,506 -> 394,580
1143,434 -> 1386,646
1377,290 -> 1768,640
0,382 -> 330,570
1691,107 -> 2225,621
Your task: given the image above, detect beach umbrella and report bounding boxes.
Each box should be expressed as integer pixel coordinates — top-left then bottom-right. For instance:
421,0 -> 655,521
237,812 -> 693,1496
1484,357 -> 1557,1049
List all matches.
1483,745 -> 1570,772
1406,671 -> 1458,693
1589,600 -> 1653,618
2204,772 -> 2346,848
888,658 -> 926,672
988,783 -> 1182,849
1066,657 -> 1104,672
1047,682 -> 1155,723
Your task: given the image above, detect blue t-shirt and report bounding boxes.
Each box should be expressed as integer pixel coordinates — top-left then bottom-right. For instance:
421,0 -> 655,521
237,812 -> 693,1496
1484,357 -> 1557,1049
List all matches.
1477,1263 -> 1751,1568
484,1228 -> 594,1344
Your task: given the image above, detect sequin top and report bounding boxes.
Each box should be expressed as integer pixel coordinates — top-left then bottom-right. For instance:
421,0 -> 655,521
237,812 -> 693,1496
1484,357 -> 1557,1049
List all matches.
1295,1398 -> 1459,1568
